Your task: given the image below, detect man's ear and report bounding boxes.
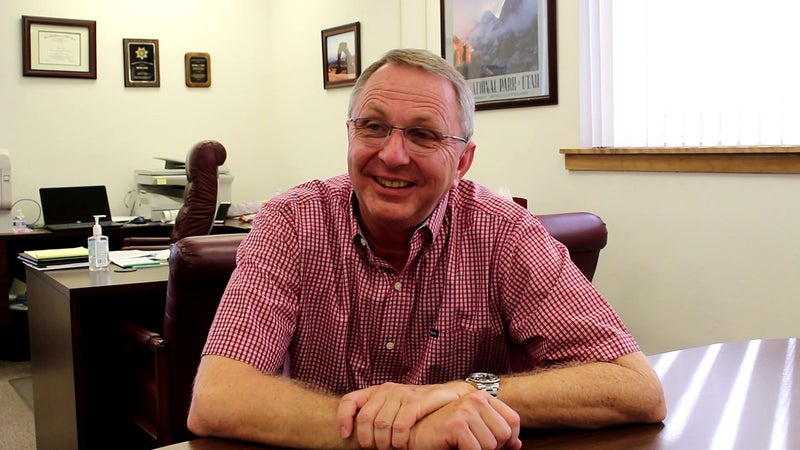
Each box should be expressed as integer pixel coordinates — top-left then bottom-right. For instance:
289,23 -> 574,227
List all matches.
452,142 -> 476,188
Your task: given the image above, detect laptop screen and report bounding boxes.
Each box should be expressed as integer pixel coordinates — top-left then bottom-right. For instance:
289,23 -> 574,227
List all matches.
39,185 -> 113,226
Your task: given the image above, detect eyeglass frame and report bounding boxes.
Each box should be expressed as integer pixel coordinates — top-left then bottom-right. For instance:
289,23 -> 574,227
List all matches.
347,117 -> 469,153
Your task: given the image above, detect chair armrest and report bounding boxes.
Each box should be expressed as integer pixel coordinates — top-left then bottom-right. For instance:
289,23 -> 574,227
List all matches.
122,237 -> 171,251
119,320 -> 172,444
121,320 -> 167,353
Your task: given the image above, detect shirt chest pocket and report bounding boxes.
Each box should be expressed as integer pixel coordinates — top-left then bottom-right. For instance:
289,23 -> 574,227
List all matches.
431,307 -> 508,366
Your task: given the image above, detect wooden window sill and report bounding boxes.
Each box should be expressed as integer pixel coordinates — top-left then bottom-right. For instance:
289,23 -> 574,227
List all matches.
559,146 -> 800,174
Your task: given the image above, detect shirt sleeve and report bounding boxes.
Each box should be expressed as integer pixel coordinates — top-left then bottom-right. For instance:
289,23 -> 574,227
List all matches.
500,213 -> 640,372
202,201 -> 299,373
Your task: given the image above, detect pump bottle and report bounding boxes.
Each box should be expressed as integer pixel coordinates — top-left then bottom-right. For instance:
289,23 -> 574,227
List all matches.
88,215 -> 110,271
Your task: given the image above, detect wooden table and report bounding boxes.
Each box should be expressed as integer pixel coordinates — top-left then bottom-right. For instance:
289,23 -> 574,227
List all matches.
157,338 -> 799,449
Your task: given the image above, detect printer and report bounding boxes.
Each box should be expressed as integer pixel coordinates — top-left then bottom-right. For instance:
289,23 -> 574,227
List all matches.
132,157 -> 234,221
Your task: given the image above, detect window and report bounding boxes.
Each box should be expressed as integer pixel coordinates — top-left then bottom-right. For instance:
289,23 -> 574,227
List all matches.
581,0 -> 800,148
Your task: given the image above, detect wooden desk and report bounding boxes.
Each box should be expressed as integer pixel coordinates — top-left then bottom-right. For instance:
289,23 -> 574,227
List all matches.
0,219 -> 249,358
0,223 -> 173,324
157,338 -> 799,450
27,264 -> 170,450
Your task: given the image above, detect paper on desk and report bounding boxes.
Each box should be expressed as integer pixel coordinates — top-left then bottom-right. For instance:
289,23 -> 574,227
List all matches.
112,216 -> 139,223
23,247 -> 89,260
20,260 -> 89,271
109,249 -> 170,268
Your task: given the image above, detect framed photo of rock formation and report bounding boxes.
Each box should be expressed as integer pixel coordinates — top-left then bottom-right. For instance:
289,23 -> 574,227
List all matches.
321,22 -> 361,89
440,0 -> 557,110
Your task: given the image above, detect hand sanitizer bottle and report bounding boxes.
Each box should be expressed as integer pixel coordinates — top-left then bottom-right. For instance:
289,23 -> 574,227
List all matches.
88,215 -> 109,271
11,209 -> 28,233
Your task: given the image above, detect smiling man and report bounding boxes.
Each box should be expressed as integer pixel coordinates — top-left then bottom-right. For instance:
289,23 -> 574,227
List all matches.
187,48 -> 665,450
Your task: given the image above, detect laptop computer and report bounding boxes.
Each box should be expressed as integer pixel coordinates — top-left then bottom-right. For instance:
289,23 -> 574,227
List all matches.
40,185 -> 120,231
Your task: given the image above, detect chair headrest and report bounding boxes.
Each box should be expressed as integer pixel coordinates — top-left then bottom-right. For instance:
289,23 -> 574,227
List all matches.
186,140 -> 226,179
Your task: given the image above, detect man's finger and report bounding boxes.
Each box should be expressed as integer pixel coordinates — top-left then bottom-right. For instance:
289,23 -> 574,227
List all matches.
392,388 -> 457,449
337,388 -> 372,438
355,392 -> 387,447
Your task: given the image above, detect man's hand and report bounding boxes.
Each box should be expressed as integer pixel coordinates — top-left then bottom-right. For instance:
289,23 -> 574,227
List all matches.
337,381 -> 471,448
408,391 -> 521,450
337,382 -> 520,449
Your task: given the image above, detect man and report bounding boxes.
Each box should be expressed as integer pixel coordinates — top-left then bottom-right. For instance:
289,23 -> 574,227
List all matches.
188,48 -> 665,449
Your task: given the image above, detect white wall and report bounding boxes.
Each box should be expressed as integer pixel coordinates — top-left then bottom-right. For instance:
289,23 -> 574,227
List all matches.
1,0 -> 798,354
1,0 -> 398,217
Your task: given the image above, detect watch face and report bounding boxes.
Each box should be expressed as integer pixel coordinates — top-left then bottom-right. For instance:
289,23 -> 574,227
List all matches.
470,372 -> 500,383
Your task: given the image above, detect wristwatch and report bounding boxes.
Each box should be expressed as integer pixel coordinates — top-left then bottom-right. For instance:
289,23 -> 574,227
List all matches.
466,372 -> 500,397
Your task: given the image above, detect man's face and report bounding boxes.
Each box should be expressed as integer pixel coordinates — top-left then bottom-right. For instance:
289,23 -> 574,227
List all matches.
347,63 -> 475,234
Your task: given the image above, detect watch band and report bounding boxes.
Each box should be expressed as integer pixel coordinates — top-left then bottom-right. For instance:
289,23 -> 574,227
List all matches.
466,372 -> 500,397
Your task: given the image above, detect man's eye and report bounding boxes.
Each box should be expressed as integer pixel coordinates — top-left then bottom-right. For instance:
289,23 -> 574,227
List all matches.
408,128 -> 440,142
360,120 -> 389,133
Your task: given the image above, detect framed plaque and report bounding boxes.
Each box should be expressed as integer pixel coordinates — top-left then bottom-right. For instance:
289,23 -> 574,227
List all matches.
22,15 -> 97,79
123,38 -> 160,87
440,0 -> 557,110
185,52 -> 211,87
321,22 -> 361,89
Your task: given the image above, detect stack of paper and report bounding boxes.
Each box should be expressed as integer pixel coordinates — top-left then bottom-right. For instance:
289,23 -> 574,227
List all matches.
109,249 -> 170,268
18,247 -> 89,270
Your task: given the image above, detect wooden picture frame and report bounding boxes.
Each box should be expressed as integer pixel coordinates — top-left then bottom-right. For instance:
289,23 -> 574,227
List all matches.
22,16 -> 97,79
440,0 -> 558,110
123,38 -> 160,88
321,22 -> 361,89
185,52 -> 211,87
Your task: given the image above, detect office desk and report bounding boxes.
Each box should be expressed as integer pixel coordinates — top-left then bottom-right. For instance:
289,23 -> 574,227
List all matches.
27,264 -> 170,450
0,223 -> 168,324
157,338 -> 799,450
0,219 -> 249,359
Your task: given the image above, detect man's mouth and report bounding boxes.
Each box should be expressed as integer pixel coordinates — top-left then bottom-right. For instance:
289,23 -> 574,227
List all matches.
375,177 -> 412,189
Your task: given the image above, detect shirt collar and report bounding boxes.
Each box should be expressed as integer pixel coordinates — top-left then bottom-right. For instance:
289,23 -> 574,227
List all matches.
423,190 -> 449,241
348,189 -> 452,244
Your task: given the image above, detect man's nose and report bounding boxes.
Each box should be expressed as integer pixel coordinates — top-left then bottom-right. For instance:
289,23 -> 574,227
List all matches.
379,130 -> 412,165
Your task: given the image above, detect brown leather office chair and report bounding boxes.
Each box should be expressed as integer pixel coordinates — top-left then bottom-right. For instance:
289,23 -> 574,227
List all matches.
118,233 -> 245,446
123,140 -> 227,250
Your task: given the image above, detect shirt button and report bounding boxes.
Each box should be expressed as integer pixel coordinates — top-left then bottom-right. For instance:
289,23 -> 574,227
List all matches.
385,342 -> 395,350
359,237 -> 367,247
393,281 -> 402,291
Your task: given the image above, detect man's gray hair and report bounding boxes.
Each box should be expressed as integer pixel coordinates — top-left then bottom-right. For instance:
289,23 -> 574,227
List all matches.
348,48 -> 475,140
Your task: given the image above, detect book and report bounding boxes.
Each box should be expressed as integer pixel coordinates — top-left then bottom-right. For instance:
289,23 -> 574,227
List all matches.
19,246 -> 89,270
20,258 -> 89,271
21,246 -> 89,261
18,254 -> 88,266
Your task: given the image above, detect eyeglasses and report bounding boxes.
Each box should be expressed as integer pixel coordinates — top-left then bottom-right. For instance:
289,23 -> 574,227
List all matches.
347,118 -> 469,153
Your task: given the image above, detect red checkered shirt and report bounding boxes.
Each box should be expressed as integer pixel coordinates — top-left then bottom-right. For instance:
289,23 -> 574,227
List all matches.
203,174 -> 640,394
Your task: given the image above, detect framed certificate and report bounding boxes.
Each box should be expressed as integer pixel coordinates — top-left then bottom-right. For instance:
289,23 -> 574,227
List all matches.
123,38 -> 160,88
22,16 -> 97,79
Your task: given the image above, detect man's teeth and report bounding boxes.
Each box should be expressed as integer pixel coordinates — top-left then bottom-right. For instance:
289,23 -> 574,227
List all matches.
377,178 -> 411,188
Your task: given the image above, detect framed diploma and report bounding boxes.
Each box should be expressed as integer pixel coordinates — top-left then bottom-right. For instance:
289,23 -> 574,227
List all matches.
22,16 -> 97,79
440,0 -> 558,110
123,38 -> 160,88
185,52 -> 211,87
321,22 -> 361,89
